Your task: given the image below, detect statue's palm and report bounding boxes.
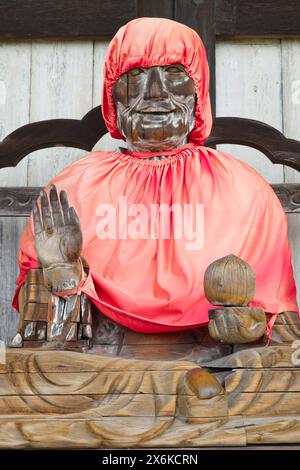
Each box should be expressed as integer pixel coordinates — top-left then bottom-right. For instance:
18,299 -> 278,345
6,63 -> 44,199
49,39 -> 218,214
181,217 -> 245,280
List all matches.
33,185 -> 82,267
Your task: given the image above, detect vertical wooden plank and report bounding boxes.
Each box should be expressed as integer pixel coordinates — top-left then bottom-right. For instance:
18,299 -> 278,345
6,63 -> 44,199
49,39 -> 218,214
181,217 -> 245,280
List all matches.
0,42 -> 31,342
27,40 -> 94,186
281,39 -> 300,309
216,39 -> 284,184
136,0 -> 174,18
92,40 -> 124,152
174,0 -> 216,115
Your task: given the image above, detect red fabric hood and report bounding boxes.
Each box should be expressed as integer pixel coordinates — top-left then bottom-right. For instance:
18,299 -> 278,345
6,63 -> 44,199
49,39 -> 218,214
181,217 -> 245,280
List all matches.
102,17 -> 212,145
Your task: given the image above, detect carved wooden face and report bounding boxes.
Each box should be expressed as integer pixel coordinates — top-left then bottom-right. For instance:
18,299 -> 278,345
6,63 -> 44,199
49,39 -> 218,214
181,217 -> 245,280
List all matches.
112,64 -> 196,152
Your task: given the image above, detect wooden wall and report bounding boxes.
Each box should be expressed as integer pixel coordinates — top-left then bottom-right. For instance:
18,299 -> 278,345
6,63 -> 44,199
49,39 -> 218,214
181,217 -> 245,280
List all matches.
0,38 -> 300,342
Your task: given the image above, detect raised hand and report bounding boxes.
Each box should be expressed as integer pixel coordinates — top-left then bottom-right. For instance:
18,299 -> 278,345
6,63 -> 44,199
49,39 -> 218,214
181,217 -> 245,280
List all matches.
33,184 -> 83,268
10,187 -> 88,349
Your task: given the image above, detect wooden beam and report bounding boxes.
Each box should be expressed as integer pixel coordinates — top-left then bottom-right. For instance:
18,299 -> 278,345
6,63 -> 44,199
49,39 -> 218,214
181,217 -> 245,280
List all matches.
135,0 -> 174,18
216,0 -> 300,37
0,0 -> 136,39
1,1 -> 300,40
174,0 -> 216,115
0,0 -> 175,40
2,183 -> 300,217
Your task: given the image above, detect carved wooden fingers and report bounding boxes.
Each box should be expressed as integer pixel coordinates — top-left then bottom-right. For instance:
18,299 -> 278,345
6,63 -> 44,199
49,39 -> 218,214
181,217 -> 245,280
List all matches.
33,184 -> 82,268
208,307 -> 266,344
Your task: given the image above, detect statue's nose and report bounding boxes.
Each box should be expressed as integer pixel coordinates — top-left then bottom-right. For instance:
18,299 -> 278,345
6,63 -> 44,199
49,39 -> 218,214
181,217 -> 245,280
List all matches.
143,68 -> 168,100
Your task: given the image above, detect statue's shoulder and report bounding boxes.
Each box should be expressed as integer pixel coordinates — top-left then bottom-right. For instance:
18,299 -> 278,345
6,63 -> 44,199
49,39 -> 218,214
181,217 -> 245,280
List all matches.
210,148 -> 273,193
67,149 -> 119,170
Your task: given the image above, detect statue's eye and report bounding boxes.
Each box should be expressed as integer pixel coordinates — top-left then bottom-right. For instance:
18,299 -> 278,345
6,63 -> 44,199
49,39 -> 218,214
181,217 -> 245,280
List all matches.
128,68 -> 144,77
165,65 -> 184,73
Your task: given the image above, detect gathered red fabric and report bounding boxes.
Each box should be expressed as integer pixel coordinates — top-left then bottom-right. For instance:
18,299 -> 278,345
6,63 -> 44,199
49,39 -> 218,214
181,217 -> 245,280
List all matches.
102,17 -> 212,146
13,18 -> 299,335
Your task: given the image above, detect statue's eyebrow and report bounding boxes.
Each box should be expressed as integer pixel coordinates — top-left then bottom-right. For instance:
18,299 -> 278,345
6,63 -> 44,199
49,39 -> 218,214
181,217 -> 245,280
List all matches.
164,64 -> 185,70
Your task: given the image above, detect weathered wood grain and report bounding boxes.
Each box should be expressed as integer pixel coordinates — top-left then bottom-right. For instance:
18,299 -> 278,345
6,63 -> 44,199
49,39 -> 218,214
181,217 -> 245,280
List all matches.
0,348 -> 300,447
274,311 -> 300,325
0,370 -> 190,396
123,330 -> 197,345
0,42 -> 31,343
0,0 -> 136,39
269,324 -> 300,344
0,393 -> 178,417
215,0 -> 300,37
225,369 -> 300,393
205,345 -> 300,369
0,349 -> 198,374
215,39 -> 283,183
2,1 -> 300,40
174,0 -> 216,113
0,415 -> 247,448
245,416 -> 300,445
28,41 -> 94,186
281,39 -> 300,317
3,183 -> 300,217
229,392 -> 300,416
2,413 -> 300,448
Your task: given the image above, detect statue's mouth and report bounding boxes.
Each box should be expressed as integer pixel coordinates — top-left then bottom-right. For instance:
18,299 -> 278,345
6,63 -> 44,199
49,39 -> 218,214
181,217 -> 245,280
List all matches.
137,111 -> 176,122
138,110 -> 175,114
135,100 -> 176,114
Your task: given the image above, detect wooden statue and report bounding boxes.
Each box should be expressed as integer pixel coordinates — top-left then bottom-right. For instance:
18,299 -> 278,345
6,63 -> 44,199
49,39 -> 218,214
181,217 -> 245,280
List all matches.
3,17 -> 300,448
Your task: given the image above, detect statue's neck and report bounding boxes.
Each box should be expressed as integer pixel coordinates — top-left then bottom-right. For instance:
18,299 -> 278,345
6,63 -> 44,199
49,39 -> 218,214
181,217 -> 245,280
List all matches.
126,137 -> 188,160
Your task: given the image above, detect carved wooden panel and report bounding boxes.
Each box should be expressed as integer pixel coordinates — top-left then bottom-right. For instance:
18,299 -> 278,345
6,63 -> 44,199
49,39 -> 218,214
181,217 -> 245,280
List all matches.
1,184 -> 300,217
1,111 -> 300,172
0,188 -> 40,216
0,345 -> 300,448
271,185 -> 300,213
1,111 -> 300,216
0,106 -> 107,169
206,117 -> 300,173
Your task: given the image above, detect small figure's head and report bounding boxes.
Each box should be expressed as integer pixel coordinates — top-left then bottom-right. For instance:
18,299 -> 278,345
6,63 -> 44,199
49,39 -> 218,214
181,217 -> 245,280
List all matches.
102,18 -> 212,152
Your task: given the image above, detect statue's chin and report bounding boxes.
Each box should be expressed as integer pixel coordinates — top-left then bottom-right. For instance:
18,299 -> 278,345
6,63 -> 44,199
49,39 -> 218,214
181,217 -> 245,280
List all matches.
128,136 -> 187,153
127,126 -> 189,153
121,112 -> 190,153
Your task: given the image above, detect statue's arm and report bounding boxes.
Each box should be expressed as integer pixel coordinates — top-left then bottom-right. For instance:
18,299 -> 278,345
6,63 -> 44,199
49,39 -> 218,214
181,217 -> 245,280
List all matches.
205,254 -> 299,345
11,262 -> 92,348
10,185 -> 92,349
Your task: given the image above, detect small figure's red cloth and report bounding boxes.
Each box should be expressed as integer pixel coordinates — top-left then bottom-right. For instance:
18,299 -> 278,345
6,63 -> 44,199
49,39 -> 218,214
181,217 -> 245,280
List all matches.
12,18 -> 299,334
